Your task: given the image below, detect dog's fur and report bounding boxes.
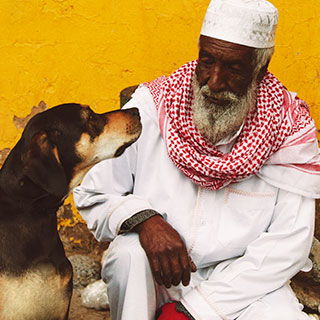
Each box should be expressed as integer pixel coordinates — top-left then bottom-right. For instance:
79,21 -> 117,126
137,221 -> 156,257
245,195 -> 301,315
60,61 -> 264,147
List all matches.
0,103 -> 142,320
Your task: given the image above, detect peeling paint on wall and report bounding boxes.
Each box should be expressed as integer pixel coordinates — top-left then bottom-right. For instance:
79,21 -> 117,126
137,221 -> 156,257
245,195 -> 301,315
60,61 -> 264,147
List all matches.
57,200 -> 85,230
13,101 -> 48,130
0,148 -> 10,167
0,101 -> 48,165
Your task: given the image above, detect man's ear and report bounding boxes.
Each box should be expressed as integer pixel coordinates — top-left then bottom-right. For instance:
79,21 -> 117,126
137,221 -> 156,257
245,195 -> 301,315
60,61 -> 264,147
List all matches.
22,131 -> 69,199
257,62 -> 270,83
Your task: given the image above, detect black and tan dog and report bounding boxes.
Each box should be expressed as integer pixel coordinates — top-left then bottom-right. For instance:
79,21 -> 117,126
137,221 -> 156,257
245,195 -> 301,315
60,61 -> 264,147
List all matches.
0,103 -> 142,320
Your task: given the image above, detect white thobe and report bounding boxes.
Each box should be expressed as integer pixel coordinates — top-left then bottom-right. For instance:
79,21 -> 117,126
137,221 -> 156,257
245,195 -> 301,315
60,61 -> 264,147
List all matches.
74,86 -> 315,320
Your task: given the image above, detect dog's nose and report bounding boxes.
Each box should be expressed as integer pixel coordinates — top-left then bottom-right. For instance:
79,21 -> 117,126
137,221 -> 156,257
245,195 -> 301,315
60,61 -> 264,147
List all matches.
125,107 -> 140,119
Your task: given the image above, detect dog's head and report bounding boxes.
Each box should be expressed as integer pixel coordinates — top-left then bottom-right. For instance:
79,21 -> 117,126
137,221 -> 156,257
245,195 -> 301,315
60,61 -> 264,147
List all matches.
2,103 -> 142,205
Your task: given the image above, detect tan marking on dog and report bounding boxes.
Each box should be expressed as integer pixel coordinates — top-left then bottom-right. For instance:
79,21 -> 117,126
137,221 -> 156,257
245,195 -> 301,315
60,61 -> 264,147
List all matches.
53,146 -> 61,165
0,268 -> 71,320
35,132 -> 48,151
106,109 -> 142,137
70,109 -> 142,190
74,133 -> 94,159
79,106 -> 91,121
70,133 -> 96,189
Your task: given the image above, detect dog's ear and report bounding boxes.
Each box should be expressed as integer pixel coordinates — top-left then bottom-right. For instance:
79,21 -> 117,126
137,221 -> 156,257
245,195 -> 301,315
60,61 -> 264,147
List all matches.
22,131 -> 69,199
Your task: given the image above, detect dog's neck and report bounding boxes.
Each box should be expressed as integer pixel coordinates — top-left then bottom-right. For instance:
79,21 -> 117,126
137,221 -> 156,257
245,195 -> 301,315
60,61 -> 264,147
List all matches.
0,174 -> 65,217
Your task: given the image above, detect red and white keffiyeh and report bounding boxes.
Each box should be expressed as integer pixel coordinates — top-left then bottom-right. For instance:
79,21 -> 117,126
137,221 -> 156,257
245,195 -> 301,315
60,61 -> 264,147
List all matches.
144,60 -> 320,197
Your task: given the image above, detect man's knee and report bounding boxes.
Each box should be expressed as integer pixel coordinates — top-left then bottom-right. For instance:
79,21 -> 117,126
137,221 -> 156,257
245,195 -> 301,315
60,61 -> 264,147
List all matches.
264,307 -> 306,320
239,284 -> 308,320
263,285 -> 308,320
240,301 -> 306,320
102,233 -> 149,283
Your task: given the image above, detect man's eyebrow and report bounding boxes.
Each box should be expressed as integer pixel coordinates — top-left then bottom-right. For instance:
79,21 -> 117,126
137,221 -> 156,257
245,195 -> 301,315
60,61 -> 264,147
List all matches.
226,59 -> 246,65
199,50 -> 246,65
199,50 -> 213,57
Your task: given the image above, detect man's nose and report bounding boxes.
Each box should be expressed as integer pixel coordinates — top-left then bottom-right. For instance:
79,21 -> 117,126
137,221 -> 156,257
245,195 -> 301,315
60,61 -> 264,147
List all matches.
207,64 -> 227,93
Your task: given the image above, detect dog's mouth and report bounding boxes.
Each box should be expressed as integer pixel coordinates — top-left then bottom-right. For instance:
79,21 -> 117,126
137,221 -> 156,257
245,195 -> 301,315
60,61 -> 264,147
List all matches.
114,139 -> 137,157
126,119 -> 142,135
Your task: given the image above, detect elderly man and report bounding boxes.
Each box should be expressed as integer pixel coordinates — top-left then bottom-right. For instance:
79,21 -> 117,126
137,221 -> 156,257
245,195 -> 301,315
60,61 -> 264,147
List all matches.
74,0 -> 320,319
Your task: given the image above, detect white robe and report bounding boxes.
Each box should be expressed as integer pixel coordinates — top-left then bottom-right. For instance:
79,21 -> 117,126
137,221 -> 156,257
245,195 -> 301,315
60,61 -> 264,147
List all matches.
74,86 -> 315,319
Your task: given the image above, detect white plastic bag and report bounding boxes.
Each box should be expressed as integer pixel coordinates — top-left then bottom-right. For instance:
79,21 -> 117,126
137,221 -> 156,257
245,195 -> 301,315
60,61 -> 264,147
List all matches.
81,279 -> 109,310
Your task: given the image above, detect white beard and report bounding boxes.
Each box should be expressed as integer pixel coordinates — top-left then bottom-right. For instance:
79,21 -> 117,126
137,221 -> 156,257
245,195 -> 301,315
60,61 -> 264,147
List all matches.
191,74 -> 258,145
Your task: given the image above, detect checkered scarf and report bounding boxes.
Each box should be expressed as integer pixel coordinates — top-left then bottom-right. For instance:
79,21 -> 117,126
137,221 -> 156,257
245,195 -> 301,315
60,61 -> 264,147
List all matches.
144,60 -> 319,191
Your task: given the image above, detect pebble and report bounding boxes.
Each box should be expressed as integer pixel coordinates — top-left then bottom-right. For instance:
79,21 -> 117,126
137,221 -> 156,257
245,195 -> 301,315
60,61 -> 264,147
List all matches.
69,254 -> 101,288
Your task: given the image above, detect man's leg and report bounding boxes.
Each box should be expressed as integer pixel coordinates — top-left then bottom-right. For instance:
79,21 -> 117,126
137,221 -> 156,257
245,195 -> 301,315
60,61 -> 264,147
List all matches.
102,233 -> 158,320
237,282 -> 310,320
103,240 -> 309,320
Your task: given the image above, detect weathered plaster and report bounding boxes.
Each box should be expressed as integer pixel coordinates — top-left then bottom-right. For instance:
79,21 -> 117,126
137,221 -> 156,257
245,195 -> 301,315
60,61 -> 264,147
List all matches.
13,101 -> 47,129
0,148 -> 10,167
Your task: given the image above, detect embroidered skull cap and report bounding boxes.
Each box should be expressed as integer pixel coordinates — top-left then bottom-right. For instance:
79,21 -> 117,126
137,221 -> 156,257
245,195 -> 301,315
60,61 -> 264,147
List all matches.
200,0 -> 278,48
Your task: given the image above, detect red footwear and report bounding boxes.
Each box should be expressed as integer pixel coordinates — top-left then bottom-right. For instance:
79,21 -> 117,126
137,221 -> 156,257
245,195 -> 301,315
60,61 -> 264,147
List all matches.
156,302 -> 191,320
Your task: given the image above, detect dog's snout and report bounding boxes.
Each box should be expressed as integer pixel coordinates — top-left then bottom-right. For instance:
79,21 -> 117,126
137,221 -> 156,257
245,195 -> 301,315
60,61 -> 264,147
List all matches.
125,107 -> 140,119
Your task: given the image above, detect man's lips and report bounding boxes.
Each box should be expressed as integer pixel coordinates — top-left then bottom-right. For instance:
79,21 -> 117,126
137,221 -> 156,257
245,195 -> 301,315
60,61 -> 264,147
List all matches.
204,95 -> 229,106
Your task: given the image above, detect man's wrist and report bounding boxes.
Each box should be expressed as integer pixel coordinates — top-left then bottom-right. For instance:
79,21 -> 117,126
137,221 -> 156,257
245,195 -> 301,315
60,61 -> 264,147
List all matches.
119,209 -> 162,234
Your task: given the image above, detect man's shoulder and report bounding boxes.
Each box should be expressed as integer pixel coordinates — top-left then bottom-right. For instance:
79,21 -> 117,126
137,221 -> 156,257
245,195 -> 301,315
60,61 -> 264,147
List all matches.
122,85 -> 160,129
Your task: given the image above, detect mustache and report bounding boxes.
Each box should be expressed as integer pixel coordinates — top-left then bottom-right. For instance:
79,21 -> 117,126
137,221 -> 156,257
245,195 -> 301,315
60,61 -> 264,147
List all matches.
199,85 -> 239,104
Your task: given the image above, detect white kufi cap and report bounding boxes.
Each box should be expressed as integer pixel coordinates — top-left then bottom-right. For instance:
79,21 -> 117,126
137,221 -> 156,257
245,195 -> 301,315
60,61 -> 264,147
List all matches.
200,0 -> 278,48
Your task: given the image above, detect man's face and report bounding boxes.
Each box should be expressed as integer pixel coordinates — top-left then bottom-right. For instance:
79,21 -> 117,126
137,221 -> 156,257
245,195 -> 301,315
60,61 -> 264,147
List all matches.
193,36 -> 258,145
196,35 -> 255,102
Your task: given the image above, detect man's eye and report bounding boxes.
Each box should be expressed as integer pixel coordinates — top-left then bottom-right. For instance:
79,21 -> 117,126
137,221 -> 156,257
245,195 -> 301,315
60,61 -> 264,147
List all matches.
229,64 -> 243,72
199,58 -> 213,66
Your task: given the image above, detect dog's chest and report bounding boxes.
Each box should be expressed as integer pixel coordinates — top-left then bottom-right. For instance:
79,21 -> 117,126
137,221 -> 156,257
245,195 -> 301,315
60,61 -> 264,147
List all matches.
0,265 -> 71,320
0,212 -> 63,272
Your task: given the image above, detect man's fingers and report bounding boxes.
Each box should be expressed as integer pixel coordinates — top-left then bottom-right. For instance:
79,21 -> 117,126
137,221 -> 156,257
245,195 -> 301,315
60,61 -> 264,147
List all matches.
136,216 -> 196,288
170,255 -> 183,286
149,255 -> 163,286
179,253 -> 191,286
158,255 -> 172,288
149,252 -> 197,287
190,258 -> 197,273
180,255 -> 197,286
181,267 -> 191,286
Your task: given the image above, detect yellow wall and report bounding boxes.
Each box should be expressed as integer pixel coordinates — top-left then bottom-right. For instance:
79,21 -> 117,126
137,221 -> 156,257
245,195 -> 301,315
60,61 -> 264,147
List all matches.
0,0 -> 319,224
1,0 -> 319,142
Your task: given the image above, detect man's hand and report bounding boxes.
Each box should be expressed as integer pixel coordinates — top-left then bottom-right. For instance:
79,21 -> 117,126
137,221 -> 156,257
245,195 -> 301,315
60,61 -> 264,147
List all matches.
133,215 -> 197,288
